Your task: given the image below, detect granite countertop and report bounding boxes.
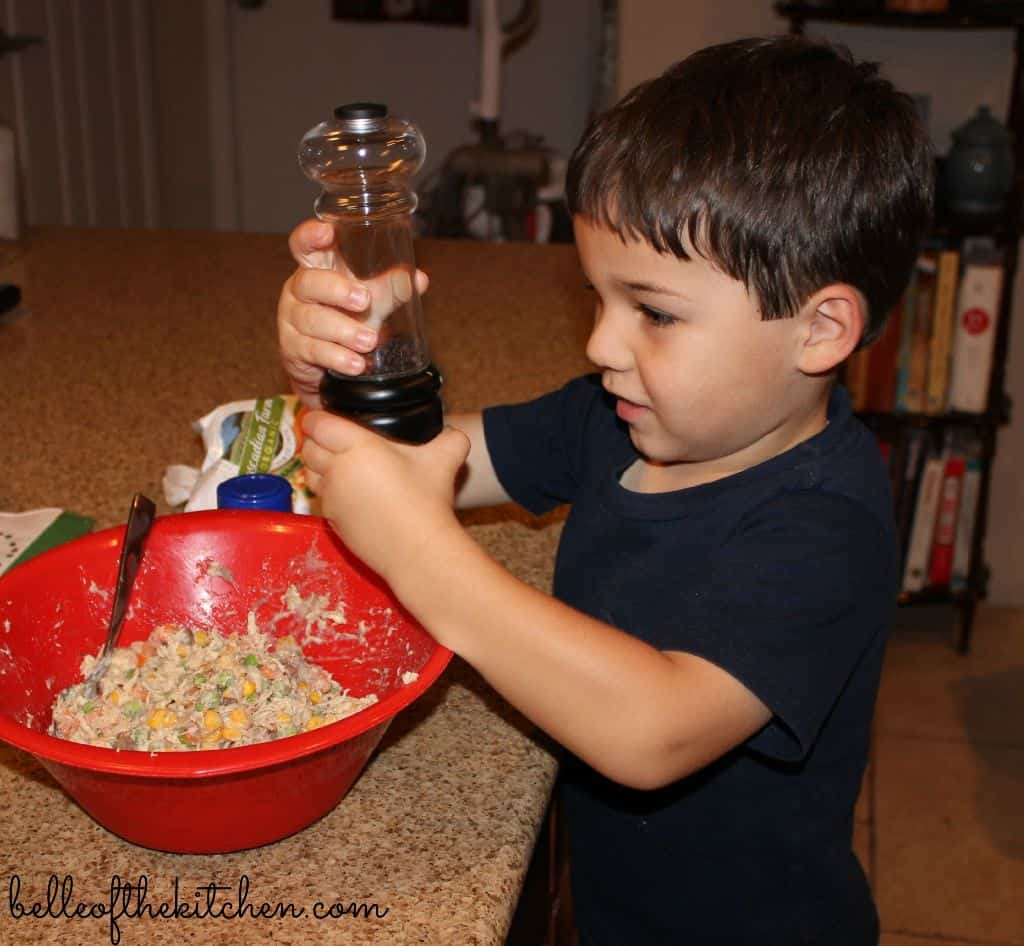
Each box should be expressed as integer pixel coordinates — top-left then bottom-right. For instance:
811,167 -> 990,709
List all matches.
0,228 -> 593,946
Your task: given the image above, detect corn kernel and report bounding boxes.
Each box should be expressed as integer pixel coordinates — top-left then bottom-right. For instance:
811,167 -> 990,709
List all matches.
108,690 -> 120,705
147,708 -> 174,729
176,645 -> 188,658
203,710 -> 222,731
298,682 -> 308,691
309,689 -> 322,705
195,629 -> 209,646
229,707 -> 248,726
220,725 -> 242,741
305,716 -> 324,731
241,679 -> 256,698
277,713 -> 291,724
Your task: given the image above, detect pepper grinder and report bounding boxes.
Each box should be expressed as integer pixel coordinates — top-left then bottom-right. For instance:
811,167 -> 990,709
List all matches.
299,102 -> 443,443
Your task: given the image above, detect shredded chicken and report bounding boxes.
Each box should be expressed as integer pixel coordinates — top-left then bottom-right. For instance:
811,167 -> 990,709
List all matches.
50,624 -> 377,752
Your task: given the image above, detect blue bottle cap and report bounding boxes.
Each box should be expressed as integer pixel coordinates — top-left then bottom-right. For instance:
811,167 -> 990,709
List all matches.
217,474 -> 293,512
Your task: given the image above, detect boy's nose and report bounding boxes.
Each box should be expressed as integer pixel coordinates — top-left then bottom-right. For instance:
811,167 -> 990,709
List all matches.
585,310 -> 632,372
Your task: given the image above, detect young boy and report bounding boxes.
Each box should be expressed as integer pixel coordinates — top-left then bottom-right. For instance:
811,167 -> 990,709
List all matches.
278,36 -> 933,946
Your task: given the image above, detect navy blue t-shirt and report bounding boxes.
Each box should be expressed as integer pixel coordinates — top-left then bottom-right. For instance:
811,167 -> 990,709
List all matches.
483,375 -> 896,946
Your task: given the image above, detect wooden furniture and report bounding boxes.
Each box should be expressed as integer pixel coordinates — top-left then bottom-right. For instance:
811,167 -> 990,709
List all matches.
778,3 -> 1022,652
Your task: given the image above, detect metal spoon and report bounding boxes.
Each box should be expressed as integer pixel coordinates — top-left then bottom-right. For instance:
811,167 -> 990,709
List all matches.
82,493 -> 157,695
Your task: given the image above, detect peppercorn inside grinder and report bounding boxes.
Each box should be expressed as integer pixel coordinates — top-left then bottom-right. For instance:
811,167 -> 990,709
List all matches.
299,103 -> 443,443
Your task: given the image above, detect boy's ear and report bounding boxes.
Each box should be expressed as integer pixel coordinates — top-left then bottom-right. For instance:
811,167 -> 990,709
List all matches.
795,285 -> 866,375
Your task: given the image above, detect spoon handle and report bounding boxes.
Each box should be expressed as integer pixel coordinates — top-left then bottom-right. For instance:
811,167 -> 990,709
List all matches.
104,493 -> 157,651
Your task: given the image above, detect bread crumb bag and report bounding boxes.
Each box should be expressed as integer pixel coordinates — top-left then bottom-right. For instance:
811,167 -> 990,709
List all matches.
163,396 -> 316,514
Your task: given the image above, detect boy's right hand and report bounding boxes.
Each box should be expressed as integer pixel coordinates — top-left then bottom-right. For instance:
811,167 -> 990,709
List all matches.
277,219 -> 429,409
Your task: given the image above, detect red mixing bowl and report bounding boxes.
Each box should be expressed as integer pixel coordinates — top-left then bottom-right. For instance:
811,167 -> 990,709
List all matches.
0,510 -> 451,853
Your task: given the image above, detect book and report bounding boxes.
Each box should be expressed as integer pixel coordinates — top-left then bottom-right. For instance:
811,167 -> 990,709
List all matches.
875,433 -> 891,461
881,430 -> 905,507
844,347 -> 871,412
899,251 -> 938,413
894,0 -> 951,10
893,428 -> 930,574
927,452 -> 966,586
950,457 -> 983,593
865,295 -> 907,413
948,260 -> 1005,413
924,249 -> 961,414
902,451 -> 944,594
893,266 -> 919,412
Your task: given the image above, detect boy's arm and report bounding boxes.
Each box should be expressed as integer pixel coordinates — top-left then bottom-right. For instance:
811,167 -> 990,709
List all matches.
447,411 -> 513,510
301,411 -> 771,791
392,522 -> 772,791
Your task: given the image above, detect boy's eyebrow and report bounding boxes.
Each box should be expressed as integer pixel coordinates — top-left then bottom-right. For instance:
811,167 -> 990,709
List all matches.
580,275 -> 694,301
619,278 -> 691,299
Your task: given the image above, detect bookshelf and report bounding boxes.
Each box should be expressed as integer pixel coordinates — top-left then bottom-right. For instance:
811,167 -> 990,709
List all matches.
777,3 -> 1021,652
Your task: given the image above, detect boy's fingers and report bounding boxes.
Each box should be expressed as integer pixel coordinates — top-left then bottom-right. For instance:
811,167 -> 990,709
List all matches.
433,425 -> 471,469
290,268 -> 371,312
289,219 -> 336,269
294,335 -> 365,376
299,437 -> 332,476
291,300 -> 376,354
301,410 -> 370,455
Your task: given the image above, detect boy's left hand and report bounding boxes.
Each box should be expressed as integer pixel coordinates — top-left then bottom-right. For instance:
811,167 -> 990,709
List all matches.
301,412 -> 470,582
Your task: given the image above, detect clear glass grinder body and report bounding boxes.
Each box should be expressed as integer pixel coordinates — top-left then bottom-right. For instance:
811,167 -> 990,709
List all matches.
299,103 -> 442,441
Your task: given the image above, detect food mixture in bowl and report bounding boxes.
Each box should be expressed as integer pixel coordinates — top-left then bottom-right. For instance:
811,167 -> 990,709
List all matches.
50,624 -> 378,752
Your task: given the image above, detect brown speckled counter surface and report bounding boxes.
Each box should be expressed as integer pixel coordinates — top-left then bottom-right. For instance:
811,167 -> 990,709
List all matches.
0,228 -> 593,946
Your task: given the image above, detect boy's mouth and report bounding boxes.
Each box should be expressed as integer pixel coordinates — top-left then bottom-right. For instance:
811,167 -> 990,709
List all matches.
615,397 -> 649,423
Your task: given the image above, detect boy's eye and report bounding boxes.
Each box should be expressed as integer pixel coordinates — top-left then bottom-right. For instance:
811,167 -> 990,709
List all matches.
637,303 -> 677,328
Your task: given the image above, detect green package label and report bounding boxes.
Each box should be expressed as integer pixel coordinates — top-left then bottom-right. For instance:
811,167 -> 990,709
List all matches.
229,397 -> 286,474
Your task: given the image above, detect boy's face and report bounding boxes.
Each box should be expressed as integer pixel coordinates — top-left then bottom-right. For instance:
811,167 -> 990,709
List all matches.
575,218 -> 824,486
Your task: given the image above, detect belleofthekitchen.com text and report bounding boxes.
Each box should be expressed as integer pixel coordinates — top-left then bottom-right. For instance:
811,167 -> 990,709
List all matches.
6,873 -> 389,945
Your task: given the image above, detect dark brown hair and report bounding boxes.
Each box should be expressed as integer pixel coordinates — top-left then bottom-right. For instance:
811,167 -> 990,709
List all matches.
566,36 -> 934,346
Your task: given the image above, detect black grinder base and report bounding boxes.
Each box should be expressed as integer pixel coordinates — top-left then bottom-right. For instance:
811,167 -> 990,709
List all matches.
319,364 -> 444,444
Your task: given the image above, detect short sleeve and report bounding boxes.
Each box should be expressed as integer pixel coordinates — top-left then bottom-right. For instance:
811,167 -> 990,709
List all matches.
656,491 -> 896,762
482,374 -> 607,515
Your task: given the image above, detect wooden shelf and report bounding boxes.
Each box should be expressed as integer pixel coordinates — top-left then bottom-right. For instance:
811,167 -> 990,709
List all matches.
897,584 -> 979,605
856,406 -> 1011,428
779,5 -> 1022,653
776,3 -> 1024,29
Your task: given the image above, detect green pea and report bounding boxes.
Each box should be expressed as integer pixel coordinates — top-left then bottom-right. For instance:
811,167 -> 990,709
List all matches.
196,692 -> 221,711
